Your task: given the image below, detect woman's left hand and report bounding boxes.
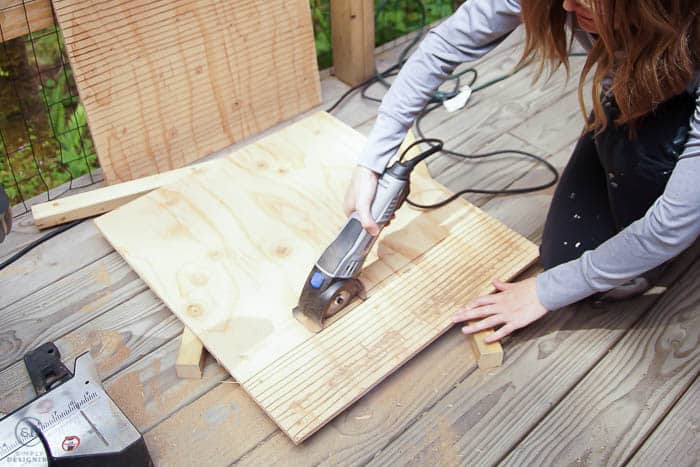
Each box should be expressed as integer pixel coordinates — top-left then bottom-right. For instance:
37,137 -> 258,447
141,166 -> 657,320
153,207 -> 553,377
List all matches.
453,277 -> 549,343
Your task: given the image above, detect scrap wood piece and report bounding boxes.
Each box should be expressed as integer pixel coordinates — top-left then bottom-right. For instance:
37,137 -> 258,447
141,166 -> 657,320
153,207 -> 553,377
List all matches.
31,165 -> 210,229
52,0 -> 321,184
95,111 -> 538,444
176,327 -> 206,379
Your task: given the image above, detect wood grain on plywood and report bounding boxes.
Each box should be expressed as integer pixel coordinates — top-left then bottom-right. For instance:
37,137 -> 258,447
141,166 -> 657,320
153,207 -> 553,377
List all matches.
52,0 -> 321,184
139,133 -> 561,466
95,112 -> 538,443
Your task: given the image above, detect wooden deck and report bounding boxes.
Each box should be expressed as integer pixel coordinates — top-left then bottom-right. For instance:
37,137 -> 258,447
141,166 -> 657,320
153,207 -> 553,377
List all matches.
1,28 -> 699,466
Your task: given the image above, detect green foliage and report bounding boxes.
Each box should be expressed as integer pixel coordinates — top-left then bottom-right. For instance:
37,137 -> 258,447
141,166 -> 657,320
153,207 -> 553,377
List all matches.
310,0 -> 461,69
0,28 -> 96,205
27,26 -> 64,68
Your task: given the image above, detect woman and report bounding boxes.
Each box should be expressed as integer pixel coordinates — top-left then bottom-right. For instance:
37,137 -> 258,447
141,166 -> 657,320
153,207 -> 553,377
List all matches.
344,0 -> 700,342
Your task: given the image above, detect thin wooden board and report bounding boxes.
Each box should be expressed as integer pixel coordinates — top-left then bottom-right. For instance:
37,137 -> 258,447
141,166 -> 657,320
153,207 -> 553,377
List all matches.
95,112 -> 538,443
52,0 -> 321,184
31,165 -> 208,229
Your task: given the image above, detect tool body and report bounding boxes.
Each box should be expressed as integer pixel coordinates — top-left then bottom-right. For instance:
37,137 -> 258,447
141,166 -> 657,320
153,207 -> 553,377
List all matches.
0,343 -> 152,467
294,142 -> 442,332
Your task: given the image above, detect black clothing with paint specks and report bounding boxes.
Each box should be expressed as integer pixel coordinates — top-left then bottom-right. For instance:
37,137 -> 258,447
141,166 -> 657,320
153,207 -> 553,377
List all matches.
541,92 -> 696,269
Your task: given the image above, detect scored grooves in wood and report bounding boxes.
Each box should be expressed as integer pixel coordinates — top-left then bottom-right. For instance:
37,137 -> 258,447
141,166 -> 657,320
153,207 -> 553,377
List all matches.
242,214 -> 535,441
246,214 -> 502,394
247,216 -> 522,394
281,248 -> 533,442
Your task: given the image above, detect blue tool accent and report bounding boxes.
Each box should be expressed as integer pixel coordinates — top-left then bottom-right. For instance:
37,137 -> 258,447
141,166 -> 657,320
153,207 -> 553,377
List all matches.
310,271 -> 325,289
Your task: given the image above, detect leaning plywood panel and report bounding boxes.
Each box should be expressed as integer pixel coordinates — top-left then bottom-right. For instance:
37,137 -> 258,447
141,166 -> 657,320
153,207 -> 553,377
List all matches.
52,0 -> 321,184
95,112 -> 539,444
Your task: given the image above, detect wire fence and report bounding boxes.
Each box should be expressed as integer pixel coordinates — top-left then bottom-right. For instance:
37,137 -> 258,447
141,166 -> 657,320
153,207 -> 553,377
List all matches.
0,0 -> 460,215
0,2 -> 100,214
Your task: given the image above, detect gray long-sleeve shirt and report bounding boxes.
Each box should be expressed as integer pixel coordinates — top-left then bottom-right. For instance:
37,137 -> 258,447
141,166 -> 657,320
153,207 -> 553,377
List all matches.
358,0 -> 700,310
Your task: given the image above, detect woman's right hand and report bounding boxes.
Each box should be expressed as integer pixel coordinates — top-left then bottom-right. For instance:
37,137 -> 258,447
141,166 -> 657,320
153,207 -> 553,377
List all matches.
344,166 -> 380,236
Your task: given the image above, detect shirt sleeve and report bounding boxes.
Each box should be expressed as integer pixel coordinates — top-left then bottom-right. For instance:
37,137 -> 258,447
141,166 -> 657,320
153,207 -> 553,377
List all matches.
357,0 -> 523,173
536,90 -> 700,310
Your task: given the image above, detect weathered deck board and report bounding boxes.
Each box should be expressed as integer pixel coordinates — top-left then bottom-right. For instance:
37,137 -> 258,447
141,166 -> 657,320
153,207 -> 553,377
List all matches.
1,170 -> 105,263
0,289 -> 172,411
630,374 -> 700,466
0,252 -> 145,372
0,221 -> 113,310
365,245 -> 700,466
510,85 -> 591,155
501,256 -> 700,466
104,336 -> 230,433
0,287 -> 230,432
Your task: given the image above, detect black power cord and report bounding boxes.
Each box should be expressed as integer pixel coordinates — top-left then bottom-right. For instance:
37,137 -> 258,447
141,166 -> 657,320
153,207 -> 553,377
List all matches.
326,0 -> 565,210
0,219 -> 84,271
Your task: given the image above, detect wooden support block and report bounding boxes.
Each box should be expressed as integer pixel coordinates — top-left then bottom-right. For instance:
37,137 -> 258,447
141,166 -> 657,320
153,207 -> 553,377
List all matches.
175,328 -> 206,379
31,165 -> 210,229
470,327 -> 504,369
0,0 -> 54,43
331,0 -> 375,86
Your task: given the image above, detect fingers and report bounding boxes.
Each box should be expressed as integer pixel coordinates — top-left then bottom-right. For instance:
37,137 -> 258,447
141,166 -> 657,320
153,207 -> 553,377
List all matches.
452,305 -> 497,323
460,315 -> 505,335
357,198 -> 379,235
463,295 -> 498,311
485,324 -> 516,343
493,279 -> 511,291
343,187 -> 355,217
356,179 -> 378,236
345,166 -> 379,235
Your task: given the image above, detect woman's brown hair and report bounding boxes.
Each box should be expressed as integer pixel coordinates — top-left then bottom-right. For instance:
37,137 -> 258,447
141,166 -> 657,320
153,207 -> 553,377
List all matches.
519,0 -> 700,133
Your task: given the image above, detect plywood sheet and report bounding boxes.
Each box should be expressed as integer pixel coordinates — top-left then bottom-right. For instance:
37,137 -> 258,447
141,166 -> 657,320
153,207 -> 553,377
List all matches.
95,112 -> 538,443
52,0 -> 321,184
